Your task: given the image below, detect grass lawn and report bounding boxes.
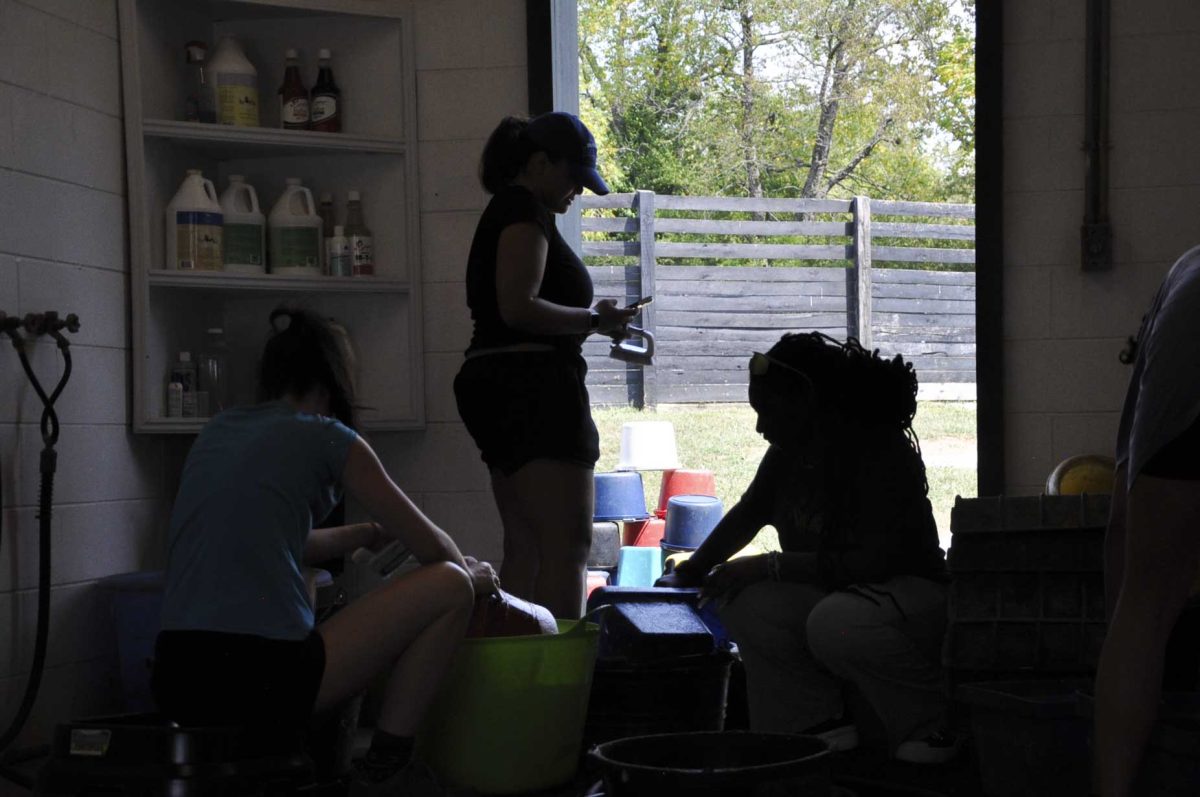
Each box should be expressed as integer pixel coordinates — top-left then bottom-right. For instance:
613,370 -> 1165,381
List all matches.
593,402 -> 977,554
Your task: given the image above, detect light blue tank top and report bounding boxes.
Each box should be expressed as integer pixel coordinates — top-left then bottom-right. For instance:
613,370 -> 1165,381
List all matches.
160,402 -> 358,640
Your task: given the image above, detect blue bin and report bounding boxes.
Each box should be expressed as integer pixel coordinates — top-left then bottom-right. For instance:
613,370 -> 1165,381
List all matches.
595,472 -> 651,521
663,495 -> 723,550
615,547 -> 663,587
98,571 -> 165,714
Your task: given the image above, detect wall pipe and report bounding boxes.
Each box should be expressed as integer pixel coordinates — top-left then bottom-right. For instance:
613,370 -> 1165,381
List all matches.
1083,0 -> 1113,271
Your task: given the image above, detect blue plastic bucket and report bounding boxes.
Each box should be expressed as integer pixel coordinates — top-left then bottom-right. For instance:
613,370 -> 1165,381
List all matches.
663,495 -> 723,549
595,472 -> 650,521
97,570 -> 166,714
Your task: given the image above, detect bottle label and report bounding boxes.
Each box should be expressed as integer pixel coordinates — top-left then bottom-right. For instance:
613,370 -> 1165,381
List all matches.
326,238 -> 351,277
311,95 -> 338,123
175,211 -> 223,270
223,223 -> 263,266
271,227 -> 321,271
350,234 -> 374,276
280,96 -> 310,127
217,73 -> 259,127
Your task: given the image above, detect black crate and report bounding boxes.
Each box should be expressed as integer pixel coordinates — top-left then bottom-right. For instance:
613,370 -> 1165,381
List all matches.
950,494 -> 1112,534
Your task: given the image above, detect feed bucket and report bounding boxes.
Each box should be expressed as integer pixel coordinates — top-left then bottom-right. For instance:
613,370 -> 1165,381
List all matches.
663,495 -> 724,550
594,472 -> 650,521
615,422 -> 680,471
416,619 -> 600,794
623,518 -> 665,547
590,731 -> 832,797
657,469 -> 717,515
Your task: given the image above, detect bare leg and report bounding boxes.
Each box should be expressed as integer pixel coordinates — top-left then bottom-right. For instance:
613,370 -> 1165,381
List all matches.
491,468 -> 540,602
1094,474 -> 1200,797
315,561 -> 473,735
505,459 -> 593,619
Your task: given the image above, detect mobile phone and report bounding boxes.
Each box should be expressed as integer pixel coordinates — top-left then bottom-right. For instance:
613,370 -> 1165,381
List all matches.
626,296 -> 653,310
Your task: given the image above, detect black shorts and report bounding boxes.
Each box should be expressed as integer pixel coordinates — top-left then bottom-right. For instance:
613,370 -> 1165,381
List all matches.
151,629 -> 326,727
454,350 -> 600,476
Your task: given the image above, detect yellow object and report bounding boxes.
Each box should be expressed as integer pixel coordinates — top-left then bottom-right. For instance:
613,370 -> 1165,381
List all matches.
1045,454 -> 1116,496
415,620 -> 599,794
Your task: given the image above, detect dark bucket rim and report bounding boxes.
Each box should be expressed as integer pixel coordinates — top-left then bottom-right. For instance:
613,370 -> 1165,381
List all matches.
588,730 -> 831,777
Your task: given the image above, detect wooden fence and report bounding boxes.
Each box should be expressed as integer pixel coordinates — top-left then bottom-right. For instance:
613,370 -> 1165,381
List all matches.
579,192 -> 975,406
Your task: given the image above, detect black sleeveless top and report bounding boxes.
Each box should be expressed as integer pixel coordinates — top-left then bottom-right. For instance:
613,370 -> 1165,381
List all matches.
464,185 -> 593,354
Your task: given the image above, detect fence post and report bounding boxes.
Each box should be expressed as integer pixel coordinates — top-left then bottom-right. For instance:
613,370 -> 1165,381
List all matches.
636,189 -> 657,409
847,195 -> 873,349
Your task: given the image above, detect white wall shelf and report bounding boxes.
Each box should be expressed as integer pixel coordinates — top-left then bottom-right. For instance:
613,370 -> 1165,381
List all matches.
148,270 -> 411,294
143,119 -> 407,158
120,0 -> 424,433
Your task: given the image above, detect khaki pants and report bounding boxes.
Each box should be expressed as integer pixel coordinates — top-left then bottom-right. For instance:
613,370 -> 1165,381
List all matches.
719,575 -> 948,750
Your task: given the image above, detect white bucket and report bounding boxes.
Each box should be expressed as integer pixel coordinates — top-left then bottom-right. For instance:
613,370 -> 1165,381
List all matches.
165,170 -> 222,271
615,421 -> 681,471
268,178 -> 322,276
219,175 -> 265,273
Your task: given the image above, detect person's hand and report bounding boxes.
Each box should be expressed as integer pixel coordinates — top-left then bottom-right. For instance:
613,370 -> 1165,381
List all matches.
593,299 -> 638,337
697,556 -> 769,609
362,522 -> 387,552
654,560 -> 705,589
464,556 -> 500,597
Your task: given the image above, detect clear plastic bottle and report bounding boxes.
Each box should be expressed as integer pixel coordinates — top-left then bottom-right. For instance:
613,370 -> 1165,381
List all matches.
317,192 -> 336,273
345,190 -> 374,276
198,328 -> 231,415
183,41 -> 216,123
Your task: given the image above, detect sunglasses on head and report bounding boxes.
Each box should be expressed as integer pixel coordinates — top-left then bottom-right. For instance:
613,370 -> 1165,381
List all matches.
749,351 -> 812,384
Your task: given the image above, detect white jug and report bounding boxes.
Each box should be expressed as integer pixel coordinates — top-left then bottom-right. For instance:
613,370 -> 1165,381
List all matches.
268,178 -> 322,276
165,170 -> 222,271
219,175 -> 265,273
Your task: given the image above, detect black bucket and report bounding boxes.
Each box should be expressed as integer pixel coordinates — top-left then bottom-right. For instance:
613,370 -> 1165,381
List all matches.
590,730 -> 832,797
583,651 -> 734,748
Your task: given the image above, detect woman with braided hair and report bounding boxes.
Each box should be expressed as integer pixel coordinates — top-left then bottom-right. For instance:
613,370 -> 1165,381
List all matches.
658,332 -> 955,763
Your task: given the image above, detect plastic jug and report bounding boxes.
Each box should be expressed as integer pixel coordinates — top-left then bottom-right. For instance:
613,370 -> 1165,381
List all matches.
210,37 -> 259,127
219,175 -> 264,273
165,170 -> 222,271
268,178 -> 322,276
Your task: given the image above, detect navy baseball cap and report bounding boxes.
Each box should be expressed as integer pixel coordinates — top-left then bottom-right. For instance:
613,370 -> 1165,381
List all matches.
525,111 -> 610,195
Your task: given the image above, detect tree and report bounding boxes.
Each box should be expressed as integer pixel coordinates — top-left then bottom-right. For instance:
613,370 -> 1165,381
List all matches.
578,0 -> 974,202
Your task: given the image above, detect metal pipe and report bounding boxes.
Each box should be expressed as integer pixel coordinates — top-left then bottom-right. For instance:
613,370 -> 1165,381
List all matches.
1083,0 -> 1113,271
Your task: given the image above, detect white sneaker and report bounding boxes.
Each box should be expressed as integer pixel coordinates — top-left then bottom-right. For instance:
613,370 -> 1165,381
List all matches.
894,729 -> 964,764
802,717 -> 860,752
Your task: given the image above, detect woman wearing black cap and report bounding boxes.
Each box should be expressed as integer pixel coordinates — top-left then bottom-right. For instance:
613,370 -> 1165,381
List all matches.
454,112 -> 636,619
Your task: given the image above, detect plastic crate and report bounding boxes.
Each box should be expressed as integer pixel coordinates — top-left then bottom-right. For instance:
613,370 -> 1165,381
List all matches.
956,680 -> 1092,797
950,494 -> 1111,534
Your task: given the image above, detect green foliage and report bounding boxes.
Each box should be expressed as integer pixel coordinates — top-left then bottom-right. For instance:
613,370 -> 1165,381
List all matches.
579,0 -> 975,203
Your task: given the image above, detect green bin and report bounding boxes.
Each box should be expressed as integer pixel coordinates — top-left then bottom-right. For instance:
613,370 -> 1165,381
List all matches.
416,619 -> 600,794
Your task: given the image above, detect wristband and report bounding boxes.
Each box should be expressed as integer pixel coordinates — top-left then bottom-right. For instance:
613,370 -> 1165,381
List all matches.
767,551 -> 781,582
588,310 -> 600,332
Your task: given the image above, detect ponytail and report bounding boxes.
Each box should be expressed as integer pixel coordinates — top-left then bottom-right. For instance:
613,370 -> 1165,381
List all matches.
479,116 -> 536,194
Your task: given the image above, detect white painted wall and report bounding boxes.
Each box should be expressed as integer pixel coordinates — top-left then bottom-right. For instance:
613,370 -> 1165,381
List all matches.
1002,0 -> 1200,494
0,0 -> 530,748
0,0 -> 176,746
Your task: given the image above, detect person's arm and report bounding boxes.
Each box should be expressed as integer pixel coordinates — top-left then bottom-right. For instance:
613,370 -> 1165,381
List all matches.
495,223 -> 633,335
303,522 -> 382,565
341,437 -> 467,570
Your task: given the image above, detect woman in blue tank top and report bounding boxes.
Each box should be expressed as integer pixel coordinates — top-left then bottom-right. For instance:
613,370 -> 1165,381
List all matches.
154,307 -> 495,796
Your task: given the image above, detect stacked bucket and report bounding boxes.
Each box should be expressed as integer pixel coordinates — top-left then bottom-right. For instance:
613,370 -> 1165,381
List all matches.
593,422 -> 724,589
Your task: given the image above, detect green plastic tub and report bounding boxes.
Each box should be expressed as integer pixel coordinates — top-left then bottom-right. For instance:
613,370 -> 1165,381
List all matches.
416,619 -> 600,794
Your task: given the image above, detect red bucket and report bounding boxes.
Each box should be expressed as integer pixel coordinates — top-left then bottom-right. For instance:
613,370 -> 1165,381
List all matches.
623,518 -> 665,547
657,469 -> 717,516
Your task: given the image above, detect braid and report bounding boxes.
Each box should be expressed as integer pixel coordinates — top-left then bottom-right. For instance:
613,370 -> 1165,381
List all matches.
762,332 -> 928,494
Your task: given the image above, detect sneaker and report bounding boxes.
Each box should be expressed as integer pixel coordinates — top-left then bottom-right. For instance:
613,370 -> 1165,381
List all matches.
348,759 -> 444,796
894,729 -> 964,764
801,717 -> 859,752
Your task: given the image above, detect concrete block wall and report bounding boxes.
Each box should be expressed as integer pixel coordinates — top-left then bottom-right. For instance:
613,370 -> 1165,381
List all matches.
369,0 -> 529,564
0,0 -> 176,746
0,0 -> 530,748
1002,0 -> 1200,494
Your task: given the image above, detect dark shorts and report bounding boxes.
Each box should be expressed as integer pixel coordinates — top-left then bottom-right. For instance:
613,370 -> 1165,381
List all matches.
454,350 -> 600,476
1141,413 -> 1200,480
151,629 -> 326,727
